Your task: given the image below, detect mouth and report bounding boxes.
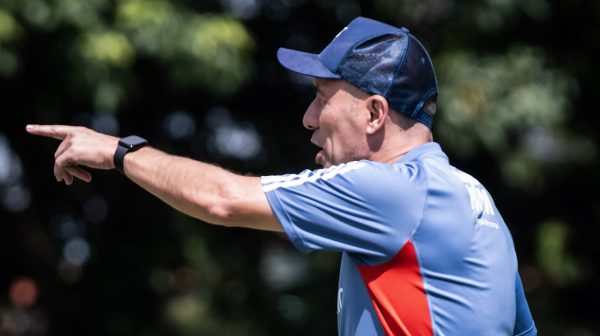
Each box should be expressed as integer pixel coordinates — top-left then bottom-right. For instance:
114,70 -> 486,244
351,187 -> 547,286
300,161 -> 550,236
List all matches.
310,134 -> 321,148
310,135 -> 326,166
314,150 -> 325,166
313,146 -> 325,166
309,144 -> 322,166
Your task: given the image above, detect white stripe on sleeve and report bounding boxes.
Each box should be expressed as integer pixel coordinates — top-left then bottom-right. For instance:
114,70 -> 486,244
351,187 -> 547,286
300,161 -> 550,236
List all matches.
262,161 -> 367,192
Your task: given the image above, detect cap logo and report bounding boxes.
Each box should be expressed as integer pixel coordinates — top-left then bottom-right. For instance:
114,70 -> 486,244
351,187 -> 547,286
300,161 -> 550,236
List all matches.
334,27 -> 348,39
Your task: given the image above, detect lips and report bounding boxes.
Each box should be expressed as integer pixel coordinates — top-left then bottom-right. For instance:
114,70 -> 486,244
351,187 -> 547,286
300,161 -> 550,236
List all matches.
310,142 -> 323,165
313,144 -> 324,165
310,133 -> 326,166
310,134 -> 322,149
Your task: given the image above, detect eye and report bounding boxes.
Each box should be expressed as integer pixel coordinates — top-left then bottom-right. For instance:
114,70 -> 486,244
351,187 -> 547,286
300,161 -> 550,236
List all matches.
314,87 -> 327,106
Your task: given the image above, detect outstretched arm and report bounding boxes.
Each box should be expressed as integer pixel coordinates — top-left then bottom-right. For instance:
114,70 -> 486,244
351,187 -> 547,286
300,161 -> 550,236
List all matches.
26,124 -> 282,232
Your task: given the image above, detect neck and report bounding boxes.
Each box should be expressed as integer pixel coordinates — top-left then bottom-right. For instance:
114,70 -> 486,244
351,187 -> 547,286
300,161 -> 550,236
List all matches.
368,124 -> 432,164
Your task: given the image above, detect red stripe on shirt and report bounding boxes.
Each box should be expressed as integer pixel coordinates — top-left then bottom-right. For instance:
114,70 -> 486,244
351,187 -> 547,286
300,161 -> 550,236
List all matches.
358,241 -> 433,336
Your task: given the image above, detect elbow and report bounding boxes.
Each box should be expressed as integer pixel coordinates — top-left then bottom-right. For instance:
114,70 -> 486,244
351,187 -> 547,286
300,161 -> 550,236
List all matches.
199,194 -> 280,232
181,184 -> 240,227
205,199 -> 238,227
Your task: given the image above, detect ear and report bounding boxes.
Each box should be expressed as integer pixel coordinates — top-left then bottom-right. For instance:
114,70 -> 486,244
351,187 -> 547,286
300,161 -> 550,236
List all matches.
365,95 -> 389,135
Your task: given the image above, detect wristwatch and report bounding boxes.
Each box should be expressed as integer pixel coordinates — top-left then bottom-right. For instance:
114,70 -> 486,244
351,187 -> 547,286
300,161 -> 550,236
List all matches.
114,135 -> 148,174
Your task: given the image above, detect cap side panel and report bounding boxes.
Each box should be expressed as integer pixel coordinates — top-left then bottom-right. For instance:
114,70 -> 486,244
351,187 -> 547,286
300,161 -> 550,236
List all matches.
320,17 -> 403,72
384,35 -> 438,127
384,34 -> 411,98
337,34 -> 409,97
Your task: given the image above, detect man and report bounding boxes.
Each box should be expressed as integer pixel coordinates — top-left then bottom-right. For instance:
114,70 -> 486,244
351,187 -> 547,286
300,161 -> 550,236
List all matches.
27,17 -> 536,335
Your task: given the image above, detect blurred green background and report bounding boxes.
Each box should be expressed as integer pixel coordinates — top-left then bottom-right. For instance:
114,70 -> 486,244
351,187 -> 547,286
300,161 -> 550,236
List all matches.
0,0 -> 598,335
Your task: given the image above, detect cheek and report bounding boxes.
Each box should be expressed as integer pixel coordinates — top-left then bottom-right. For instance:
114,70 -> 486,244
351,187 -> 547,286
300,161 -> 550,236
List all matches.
325,121 -> 362,156
334,121 -> 367,160
318,101 -> 364,148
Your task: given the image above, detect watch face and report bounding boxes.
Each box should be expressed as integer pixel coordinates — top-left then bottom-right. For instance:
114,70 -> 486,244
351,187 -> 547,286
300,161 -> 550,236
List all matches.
119,135 -> 148,149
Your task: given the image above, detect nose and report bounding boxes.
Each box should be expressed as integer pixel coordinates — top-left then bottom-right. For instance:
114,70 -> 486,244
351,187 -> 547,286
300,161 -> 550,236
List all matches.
303,98 -> 320,130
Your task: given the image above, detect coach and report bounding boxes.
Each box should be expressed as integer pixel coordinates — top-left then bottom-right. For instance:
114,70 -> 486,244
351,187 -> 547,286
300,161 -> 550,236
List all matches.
27,17 -> 536,335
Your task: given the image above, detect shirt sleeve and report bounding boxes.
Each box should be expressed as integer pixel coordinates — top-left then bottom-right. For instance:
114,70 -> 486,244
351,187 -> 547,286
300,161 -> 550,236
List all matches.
514,273 -> 537,336
261,160 -> 427,264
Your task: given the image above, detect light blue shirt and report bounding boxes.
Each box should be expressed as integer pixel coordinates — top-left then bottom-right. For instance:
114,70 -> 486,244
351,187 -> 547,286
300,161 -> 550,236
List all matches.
262,142 -> 536,335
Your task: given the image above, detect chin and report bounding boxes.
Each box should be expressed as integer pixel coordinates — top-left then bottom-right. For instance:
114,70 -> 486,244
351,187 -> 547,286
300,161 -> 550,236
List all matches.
316,159 -> 329,168
315,152 -> 327,167
320,159 -> 336,168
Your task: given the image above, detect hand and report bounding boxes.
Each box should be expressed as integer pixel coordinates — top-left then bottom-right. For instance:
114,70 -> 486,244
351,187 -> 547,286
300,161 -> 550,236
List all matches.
26,124 -> 119,185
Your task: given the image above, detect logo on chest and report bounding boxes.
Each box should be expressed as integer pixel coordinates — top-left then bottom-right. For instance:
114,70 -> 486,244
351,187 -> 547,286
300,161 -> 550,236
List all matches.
337,287 -> 344,314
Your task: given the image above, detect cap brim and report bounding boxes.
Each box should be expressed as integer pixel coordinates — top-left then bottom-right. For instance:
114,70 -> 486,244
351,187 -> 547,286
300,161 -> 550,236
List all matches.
277,48 -> 340,79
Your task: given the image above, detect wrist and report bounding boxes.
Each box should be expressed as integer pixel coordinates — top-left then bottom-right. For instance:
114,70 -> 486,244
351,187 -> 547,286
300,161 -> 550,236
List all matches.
114,135 -> 148,174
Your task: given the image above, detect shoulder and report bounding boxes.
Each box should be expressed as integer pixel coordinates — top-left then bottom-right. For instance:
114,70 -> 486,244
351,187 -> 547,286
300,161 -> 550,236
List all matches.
263,159 -> 425,192
262,161 -> 369,192
350,160 -> 426,191
321,160 -> 429,208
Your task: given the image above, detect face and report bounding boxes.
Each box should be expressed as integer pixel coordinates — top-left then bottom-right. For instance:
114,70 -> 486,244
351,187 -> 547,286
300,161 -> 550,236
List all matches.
303,79 -> 369,167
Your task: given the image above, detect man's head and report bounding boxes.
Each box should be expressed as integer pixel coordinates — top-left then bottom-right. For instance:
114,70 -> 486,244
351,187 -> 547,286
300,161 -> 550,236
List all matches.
278,17 -> 438,166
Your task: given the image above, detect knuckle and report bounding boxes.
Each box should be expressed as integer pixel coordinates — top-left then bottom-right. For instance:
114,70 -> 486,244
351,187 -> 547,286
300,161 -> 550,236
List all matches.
62,136 -> 72,147
56,155 -> 68,167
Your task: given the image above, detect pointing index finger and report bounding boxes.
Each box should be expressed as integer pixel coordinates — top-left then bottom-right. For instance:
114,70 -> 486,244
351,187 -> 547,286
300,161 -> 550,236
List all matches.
26,124 -> 76,140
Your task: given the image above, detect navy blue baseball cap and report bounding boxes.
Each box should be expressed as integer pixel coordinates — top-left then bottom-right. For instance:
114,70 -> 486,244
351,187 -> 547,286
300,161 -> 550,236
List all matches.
277,17 -> 438,127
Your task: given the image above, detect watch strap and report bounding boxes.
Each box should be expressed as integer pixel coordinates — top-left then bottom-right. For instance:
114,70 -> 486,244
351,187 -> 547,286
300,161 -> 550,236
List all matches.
113,143 -> 130,174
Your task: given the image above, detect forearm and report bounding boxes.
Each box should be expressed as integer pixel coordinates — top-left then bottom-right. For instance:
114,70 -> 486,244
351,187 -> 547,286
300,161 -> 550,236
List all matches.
26,124 -> 280,231
123,147 -> 282,231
